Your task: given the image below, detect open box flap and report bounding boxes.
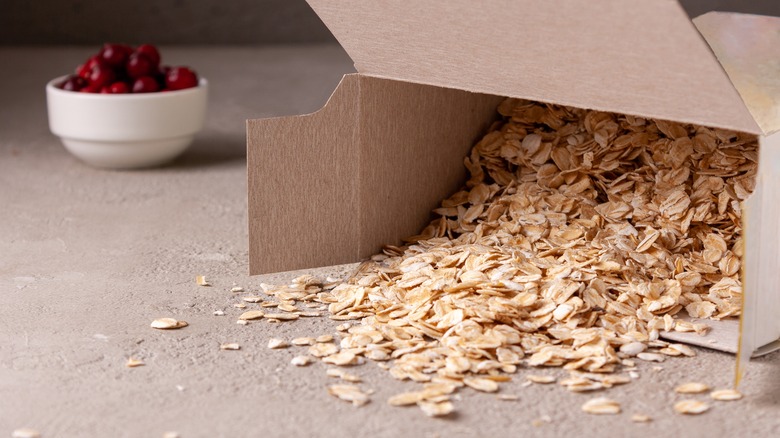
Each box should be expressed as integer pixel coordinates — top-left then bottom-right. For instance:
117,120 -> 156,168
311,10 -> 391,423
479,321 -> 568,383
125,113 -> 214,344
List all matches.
694,12 -> 780,136
247,74 -> 503,274
307,0 -> 760,134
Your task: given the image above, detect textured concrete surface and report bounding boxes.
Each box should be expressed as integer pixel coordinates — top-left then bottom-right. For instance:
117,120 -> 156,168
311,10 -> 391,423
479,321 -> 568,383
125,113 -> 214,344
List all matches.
1,46 -> 779,438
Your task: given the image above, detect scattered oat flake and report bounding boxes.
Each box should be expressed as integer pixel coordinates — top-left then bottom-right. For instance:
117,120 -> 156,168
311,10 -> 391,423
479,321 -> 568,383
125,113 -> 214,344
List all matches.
323,351 -> 357,365
267,338 -> 288,349
291,355 -> 314,366
418,400 -> 455,417
463,377 -> 499,393
150,318 -> 188,330
238,310 -> 264,320
674,399 -> 710,415
582,398 -> 621,415
326,368 -> 345,378
328,384 -> 370,406
196,275 -> 210,286
278,303 -> 298,312
242,296 -> 263,303
12,428 -> 41,438
531,415 -> 552,427
236,320 -> 248,325
220,343 -> 240,351
388,392 -> 425,406
213,310 -> 225,316
711,389 -> 743,401
498,394 -> 519,401
230,286 -> 244,293
233,303 -> 247,309
631,414 -> 652,423
339,372 -> 362,382
316,334 -> 334,343
309,343 -> 339,357
126,358 -> 145,368
526,375 -> 556,384
292,337 -> 315,346
162,432 -> 180,438
674,382 -> 710,394
637,352 -> 665,362
263,313 -> 299,320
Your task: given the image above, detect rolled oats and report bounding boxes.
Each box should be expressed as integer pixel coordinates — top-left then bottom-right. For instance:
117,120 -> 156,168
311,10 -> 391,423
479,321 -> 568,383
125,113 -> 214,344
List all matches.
242,98 -> 757,416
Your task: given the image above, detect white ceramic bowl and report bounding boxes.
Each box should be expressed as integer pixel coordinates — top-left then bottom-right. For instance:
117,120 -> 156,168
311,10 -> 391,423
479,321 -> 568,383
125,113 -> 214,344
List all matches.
46,76 -> 208,169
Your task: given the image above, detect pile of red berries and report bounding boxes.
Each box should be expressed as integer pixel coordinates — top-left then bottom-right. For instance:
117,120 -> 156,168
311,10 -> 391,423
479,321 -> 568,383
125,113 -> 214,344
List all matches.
58,43 -> 199,94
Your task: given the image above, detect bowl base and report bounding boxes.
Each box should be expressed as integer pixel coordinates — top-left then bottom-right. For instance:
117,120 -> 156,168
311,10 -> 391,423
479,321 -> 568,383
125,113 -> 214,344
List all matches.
61,136 -> 194,169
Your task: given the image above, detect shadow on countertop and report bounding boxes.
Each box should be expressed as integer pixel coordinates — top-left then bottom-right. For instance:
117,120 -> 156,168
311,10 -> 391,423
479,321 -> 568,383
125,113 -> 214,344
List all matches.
751,349 -> 780,407
169,130 -> 246,169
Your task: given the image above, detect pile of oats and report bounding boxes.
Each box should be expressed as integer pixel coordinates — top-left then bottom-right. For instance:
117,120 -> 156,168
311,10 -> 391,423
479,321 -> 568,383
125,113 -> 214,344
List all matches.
248,98 -> 758,415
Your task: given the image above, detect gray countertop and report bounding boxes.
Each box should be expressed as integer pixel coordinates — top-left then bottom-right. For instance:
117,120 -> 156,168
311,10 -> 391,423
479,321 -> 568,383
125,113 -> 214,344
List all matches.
1,46 -> 779,438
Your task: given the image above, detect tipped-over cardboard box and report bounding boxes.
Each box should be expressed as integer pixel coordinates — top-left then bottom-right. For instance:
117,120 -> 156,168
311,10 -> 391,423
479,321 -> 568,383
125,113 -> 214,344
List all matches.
246,1 -> 780,370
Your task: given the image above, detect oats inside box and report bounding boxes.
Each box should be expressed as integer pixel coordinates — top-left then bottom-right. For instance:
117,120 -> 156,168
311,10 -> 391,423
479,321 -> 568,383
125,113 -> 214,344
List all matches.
247,1 -> 780,381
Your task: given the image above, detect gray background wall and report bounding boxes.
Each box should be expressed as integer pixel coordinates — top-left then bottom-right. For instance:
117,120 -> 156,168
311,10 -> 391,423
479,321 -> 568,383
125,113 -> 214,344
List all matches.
1,0 -> 778,45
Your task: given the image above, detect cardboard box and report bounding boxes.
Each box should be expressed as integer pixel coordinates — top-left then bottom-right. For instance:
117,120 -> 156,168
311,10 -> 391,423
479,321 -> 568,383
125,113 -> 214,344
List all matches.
246,1 -> 780,370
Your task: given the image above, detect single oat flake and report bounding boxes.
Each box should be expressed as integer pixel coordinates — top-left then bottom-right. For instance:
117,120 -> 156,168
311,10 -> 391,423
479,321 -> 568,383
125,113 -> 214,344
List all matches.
150,318 -> 188,330
463,377 -> 499,393
674,400 -> 710,415
388,392 -> 426,406
262,313 -> 299,321
581,398 -> 621,415
631,414 -> 652,423
418,400 -> 455,417
238,310 -> 264,321
291,355 -> 314,366
674,382 -> 710,394
12,428 -> 41,438
526,375 -> 556,384
196,275 -> 210,286
220,343 -> 241,351
711,389 -> 743,401
292,337 -> 315,346
267,338 -> 288,349
328,384 -> 370,406
126,358 -> 145,368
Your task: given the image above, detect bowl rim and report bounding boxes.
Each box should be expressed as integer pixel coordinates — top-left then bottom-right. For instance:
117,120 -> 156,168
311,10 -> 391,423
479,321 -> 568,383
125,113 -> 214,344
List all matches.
46,75 -> 208,99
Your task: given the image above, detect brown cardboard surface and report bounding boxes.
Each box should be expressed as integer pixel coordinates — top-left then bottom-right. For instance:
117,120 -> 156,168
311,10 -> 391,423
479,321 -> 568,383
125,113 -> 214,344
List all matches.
356,76 -> 503,256
694,12 -> 780,135
248,75 -> 502,274
247,74 -> 360,274
308,0 -> 760,134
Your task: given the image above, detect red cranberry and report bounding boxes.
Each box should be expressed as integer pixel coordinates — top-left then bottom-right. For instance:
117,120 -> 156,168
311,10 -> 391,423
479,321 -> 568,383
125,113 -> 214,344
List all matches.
76,55 -> 105,79
132,76 -> 159,93
80,83 -> 102,93
107,82 -> 130,94
60,75 -> 87,91
88,65 -> 116,88
126,53 -> 155,79
135,44 -> 161,68
165,66 -> 198,90
100,43 -> 132,68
